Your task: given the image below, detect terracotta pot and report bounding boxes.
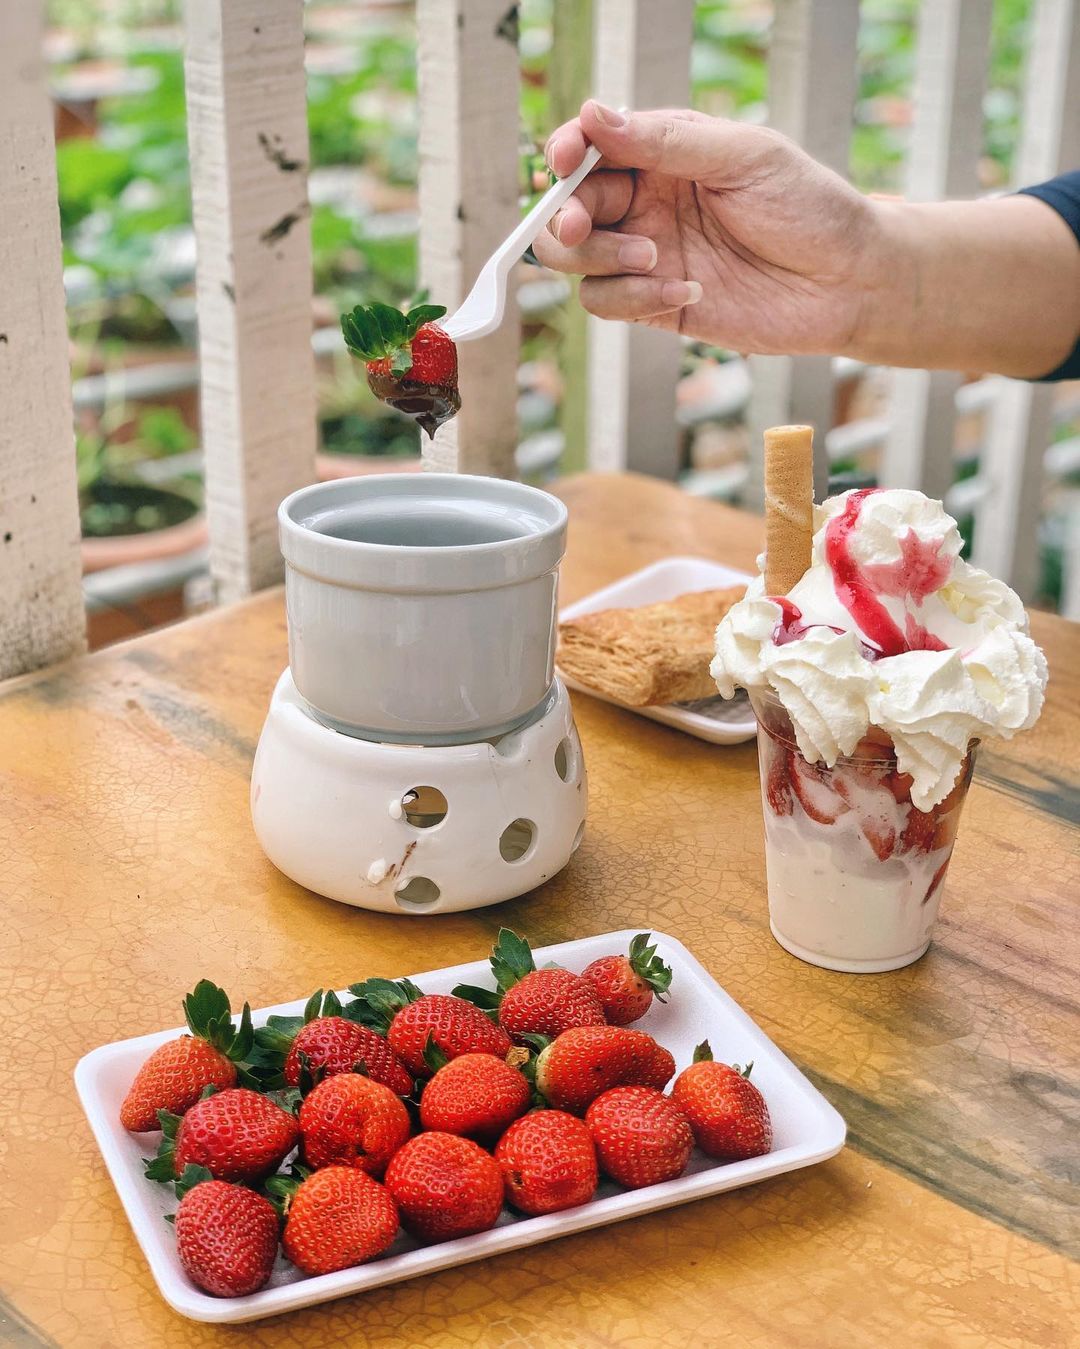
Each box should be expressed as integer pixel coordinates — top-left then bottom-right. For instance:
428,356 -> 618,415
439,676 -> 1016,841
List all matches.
81,513 -> 208,575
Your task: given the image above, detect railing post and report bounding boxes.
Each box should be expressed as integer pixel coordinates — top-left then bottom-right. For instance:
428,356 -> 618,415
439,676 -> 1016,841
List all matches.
587,0 -> 694,479
974,0 -> 1080,600
747,0 -> 860,507
417,0 -> 521,477
881,0 -> 992,501
184,0 -> 316,604
0,3 -> 87,679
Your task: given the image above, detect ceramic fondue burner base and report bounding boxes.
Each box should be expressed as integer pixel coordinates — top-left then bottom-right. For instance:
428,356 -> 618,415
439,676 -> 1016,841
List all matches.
251,670 -> 588,914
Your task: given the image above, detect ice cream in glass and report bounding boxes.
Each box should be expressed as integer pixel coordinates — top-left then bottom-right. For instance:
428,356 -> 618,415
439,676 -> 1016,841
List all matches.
712,426 -> 1048,973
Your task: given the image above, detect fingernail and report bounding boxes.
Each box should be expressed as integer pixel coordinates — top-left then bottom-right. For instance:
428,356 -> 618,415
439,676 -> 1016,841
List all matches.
618,239 -> 656,271
662,280 -> 703,306
591,101 -> 626,128
544,135 -> 561,168
551,211 -> 564,242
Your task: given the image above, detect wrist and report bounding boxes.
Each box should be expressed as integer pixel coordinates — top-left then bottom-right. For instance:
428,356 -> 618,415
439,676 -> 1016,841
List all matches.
845,197 -> 921,366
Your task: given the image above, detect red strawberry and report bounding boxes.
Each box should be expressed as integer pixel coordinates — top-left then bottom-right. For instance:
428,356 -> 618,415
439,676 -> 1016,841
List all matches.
923,858 -> 951,905
670,1042 -> 772,1161
455,929 -> 605,1043
859,815 -> 898,861
120,981 -> 254,1132
419,1052 -> 531,1144
342,301 -> 460,440
764,743 -> 794,817
278,1167 -> 399,1276
347,978 -> 512,1079
174,1176 -> 279,1298
298,1073 -> 411,1176
146,1088 -> 299,1186
534,1026 -> 676,1115
581,932 -> 673,1026
833,762 -> 900,859
898,803 -> 937,855
494,1109 -> 598,1215
787,751 -> 849,825
251,990 -> 413,1097
384,1132 -> 504,1242
585,1087 -> 694,1189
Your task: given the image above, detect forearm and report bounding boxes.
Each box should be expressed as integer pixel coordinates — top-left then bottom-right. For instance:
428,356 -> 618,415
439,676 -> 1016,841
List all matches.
852,195 -> 1080,378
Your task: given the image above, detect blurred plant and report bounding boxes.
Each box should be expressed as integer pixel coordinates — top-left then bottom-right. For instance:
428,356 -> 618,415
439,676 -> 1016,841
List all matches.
317,353 -> 420,459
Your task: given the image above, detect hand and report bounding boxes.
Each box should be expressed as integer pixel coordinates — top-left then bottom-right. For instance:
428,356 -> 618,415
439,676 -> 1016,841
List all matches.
535,101 -> 882,356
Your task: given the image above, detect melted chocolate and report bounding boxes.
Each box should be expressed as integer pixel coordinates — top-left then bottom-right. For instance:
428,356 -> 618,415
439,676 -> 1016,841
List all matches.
367,370 -> 461,440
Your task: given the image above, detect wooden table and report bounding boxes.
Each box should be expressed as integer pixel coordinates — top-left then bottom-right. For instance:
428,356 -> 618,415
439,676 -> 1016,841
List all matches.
1,473 -> 1076,1348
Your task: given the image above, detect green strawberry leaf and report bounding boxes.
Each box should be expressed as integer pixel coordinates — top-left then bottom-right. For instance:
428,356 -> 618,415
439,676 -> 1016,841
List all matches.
144,1125 -> 179,1183
302,990 -> 323,1025
227,1002 -> 255,1061
266,1086 -> 303,1115
489,929 -> 536,993
627,933 -> 672,1001
735,1060 -> 754,1079
368,300 -> 408,349
173,1163 -> 212,1200
198,1084 -> 219,1101
421,1034 -> 449,1075
182,980 -> 231,1041
405,303 -> 447,332
322,989 -> 343,1018
389,345 -> 413,378
339,998 -> 391,1031
692,1040 -> 714,1063
157,1108 -> 182,1141
340,306 -> 383,360
450,983 -> 501,1011
163,1213 -> 175,1225
517,1032 -> 551,1055
295,1050 -> 325,1098
345,977 -> 425,1031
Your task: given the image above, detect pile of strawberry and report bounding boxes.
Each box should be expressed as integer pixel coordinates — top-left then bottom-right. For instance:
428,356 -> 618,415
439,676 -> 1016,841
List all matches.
120,932 -> 771,1300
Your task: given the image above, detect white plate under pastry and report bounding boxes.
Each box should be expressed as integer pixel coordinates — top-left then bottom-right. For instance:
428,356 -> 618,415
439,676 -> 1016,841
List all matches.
558,557 -> 756,745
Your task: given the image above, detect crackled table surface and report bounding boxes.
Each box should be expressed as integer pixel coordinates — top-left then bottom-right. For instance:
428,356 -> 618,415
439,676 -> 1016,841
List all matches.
0,472 -> 1077,1348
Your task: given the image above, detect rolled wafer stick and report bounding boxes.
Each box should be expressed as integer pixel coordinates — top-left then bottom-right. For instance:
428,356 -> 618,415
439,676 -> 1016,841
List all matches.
763,424 -> 815,594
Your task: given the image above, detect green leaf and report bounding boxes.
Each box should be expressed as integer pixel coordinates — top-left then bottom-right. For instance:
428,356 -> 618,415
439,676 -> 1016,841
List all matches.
736,1060 -> 754,1079
173,1163 -> 212,1200
389,346 -> 413,378
692,1040 -> 714,1063
489,929 -> 536,993
421,1034 -> 449,1074
627,933 -> 673,1000
323,989 -> 343,1018
368,300 -> 408,349
405,303 -> 447,332
302,990 -> 323,1025
198,1084 -> 219,1101
157,1108 -> 182,1141
345,977 -> 425,1032
340,306 -> 383,360
228,1002 -> 255,1061
517,1032 -> 551,1055
340,998 -> 390,1031
182,981 -> 231,1040
451,983 -> 501,1011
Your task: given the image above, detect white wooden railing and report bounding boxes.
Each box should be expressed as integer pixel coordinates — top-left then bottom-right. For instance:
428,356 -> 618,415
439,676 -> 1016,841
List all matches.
1,0 -> 1078,682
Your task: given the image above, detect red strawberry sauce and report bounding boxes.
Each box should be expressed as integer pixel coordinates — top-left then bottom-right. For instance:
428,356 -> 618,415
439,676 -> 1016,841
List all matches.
822,489 -> 947,657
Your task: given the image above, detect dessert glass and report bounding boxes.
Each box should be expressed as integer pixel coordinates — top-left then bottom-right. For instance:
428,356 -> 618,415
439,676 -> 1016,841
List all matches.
750,690 -> 977,973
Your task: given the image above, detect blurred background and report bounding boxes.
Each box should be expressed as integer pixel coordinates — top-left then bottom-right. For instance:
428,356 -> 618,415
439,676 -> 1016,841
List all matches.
46,0 -> 1079,645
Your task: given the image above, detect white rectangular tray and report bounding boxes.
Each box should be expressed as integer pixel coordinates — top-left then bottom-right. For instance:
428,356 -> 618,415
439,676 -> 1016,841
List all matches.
75,929 -> 845,1324
557,557 -> 757,744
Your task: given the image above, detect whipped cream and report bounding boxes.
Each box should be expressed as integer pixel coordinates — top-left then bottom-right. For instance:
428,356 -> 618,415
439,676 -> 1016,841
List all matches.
711,489 -> 1047,809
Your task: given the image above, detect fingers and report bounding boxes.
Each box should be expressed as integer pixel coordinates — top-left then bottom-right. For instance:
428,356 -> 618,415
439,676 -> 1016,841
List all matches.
533,226 -> 657,278
544,119 -> 590,179
576,101 -> 788,188
548,171 -> 635,247
579,276 -> 703,322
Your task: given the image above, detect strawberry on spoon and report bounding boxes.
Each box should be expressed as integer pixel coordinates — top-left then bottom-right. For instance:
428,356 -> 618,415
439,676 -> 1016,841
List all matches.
341,301 -> 459,439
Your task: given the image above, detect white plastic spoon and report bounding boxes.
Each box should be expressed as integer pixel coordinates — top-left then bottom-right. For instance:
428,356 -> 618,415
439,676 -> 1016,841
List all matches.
441,143 -> 603,343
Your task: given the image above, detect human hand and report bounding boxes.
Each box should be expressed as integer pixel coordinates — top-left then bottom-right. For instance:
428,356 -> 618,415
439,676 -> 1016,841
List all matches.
534,101 -> 882,356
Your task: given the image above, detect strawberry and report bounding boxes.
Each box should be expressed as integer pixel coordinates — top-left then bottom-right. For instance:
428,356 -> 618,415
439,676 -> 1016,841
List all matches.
494,1109 -> 598,1215
764,743 -> 794,817
298,1073 -> 411,1176
384,1132 -> 504,1242
585,1087 -> 694,1189
419,1052 -> 532,1144
172,1169 -> 279,1298
534,1026 -> 676,1115
670,1042 -> 772,1161
120,981 -> 254,1132
341,301 -> 459,440
347,977 -> 511,1078
274,1166 -> 399,1276
581,932 -> 673,1025
251,989 -> 413,1096
455,929 -> 605,1043
787,751 -> 850,825
145,1087 -> 299,1186
898,804 -> 937,855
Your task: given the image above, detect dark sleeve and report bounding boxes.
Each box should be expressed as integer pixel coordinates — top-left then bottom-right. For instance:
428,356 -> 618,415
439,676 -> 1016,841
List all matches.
1018,169 -> 1080,381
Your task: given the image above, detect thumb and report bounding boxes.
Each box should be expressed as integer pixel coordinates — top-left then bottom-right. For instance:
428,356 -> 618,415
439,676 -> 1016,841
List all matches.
580,100 -> 782,188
